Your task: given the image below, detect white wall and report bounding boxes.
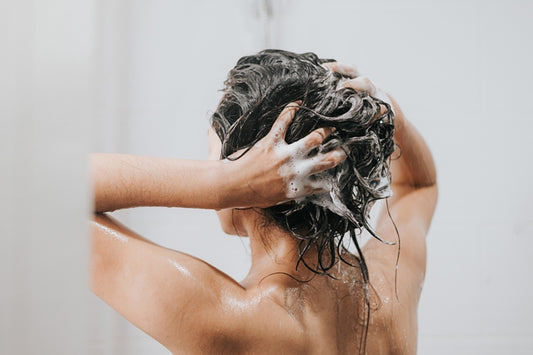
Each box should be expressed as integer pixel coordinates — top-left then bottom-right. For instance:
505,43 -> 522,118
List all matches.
2,0 -> 532,354
0,0 -> 94,354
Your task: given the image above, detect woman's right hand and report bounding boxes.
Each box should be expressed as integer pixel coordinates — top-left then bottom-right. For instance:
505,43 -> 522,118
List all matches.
220,102 -> 347,209
323,61 -> 436,189
322,62 -> 397,117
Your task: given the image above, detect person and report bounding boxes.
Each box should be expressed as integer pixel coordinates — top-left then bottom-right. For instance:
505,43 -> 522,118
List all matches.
90,50 -> 437,354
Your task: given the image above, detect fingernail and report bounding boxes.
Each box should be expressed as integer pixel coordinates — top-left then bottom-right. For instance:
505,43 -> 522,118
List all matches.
331,127 -> 336,133
295,100 -> 302,105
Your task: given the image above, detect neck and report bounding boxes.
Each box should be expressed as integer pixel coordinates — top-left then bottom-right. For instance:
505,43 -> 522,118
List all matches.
239,211 -> 319,287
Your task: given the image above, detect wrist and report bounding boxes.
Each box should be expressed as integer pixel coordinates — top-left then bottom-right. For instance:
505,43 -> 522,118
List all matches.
212,159 -> 241,210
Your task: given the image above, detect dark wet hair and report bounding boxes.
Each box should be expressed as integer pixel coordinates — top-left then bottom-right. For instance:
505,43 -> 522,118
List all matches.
210,49 -> 395,352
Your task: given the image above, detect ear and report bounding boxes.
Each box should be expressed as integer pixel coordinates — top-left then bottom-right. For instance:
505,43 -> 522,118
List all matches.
208,127 -> 222,160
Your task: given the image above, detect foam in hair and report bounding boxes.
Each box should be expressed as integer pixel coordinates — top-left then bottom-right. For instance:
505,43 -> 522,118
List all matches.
211,49 -> 396,269
274,139 -> 345,199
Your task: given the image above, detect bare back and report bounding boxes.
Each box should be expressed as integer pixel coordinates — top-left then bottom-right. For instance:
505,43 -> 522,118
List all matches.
218,253 -> 417,355
91,214 -> 419,354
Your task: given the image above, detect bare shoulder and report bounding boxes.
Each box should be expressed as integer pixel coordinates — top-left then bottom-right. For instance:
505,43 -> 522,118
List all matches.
363,265 -> 420,355
360,185 -> 438,354
90,213 -> 250,353
204,283 -> 311,354
364,185 -> 437,300
91,214 -> 317,354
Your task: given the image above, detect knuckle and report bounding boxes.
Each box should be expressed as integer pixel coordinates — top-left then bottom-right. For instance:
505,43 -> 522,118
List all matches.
326,62 -> 337,71
280,110 -> 291,120
342,78 -> 358,90
306,134 -> 322,148
359,77 -> 377,93
324,157 -> 336,166
325,150 -> 344,164
315,129 -> 327,139
359,76 -> 372,85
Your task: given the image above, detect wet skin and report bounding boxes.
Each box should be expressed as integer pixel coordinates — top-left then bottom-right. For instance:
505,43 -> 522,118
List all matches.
90,67 -> 437,354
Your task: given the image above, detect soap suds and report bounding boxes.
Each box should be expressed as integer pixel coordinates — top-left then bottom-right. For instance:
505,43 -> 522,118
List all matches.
275,141 -> 340,199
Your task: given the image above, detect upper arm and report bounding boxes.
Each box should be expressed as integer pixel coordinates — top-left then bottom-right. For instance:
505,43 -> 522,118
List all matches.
364,183 -> 438,304
90,213 -> 245,352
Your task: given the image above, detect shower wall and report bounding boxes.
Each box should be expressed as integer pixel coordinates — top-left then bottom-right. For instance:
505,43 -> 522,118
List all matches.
1,0 -> 94,354
2,0 -> 532,354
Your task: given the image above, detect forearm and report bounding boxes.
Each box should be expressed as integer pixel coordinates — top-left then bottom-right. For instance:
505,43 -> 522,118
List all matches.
91,153 -> 235,212
90,103 -> 347,212
389,97 -> 437,188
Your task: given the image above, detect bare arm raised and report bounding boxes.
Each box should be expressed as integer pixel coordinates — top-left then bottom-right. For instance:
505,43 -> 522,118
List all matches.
91,102 -> 346,212
89,102 -> 346,353
324,63 -> 437,354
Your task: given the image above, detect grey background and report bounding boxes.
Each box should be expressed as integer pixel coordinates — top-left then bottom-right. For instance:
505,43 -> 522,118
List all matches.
2,0 -> 532,353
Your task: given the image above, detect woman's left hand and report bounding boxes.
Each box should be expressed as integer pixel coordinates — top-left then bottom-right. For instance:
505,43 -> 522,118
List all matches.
92,102 -> 346,212
219,102 -> 347,208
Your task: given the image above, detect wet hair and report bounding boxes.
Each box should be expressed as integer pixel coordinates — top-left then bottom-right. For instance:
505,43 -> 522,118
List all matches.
210,49 -> 395,352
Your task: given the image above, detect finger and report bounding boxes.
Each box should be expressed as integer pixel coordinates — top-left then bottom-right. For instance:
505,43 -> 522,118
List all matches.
293,127 -> 336,152
322,62 -> 360,78
269,101 -> 301,142
341,76 -> 377,95
308,148 -> 347,175
342,77 -> 395,115
308,184 -> 330,195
